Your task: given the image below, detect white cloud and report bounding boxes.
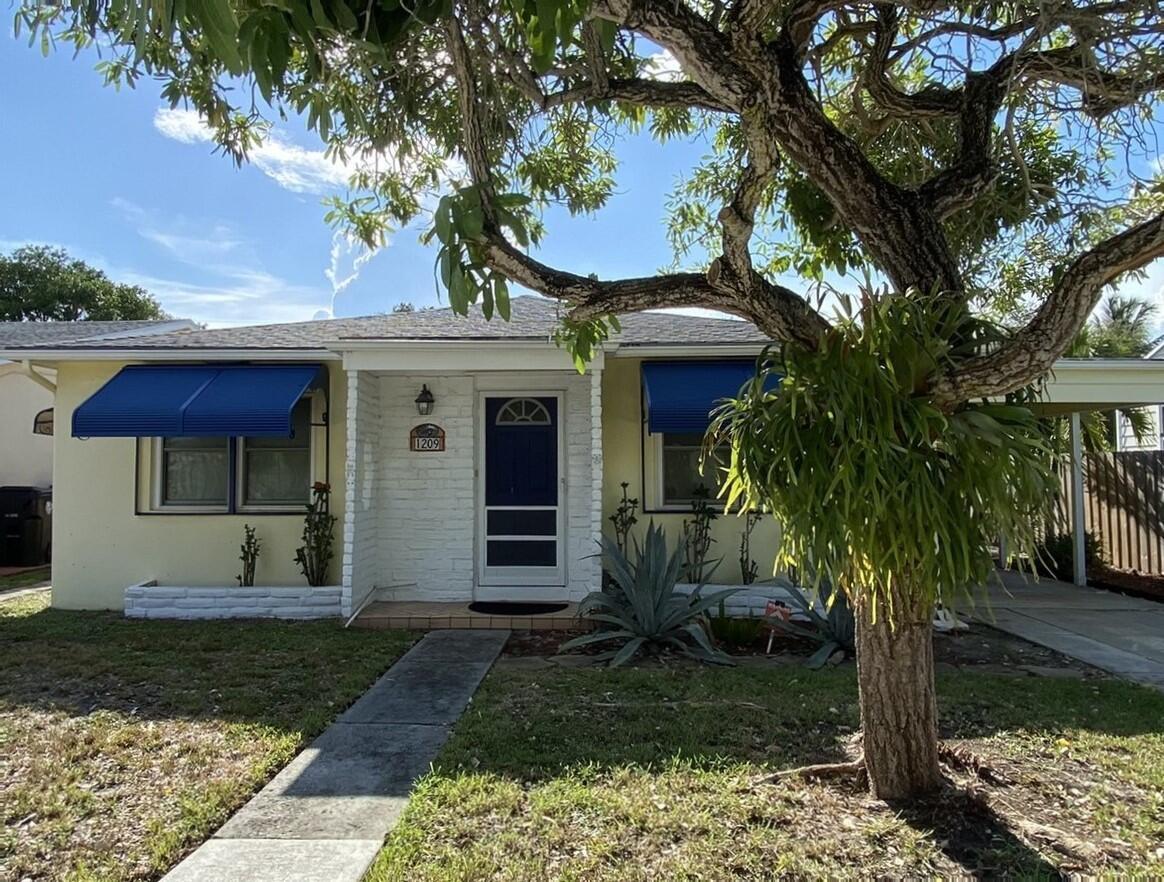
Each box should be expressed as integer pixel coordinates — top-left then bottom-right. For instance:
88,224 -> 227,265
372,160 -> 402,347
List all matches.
323,231 -> 381,318
644,49 -> 684,83
153,107 -> 358,195
153,107 -> 215,144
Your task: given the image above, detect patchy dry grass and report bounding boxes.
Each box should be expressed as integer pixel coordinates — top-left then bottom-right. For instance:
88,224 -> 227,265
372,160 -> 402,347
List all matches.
368,664 -> 1164,880
0,593 -> 414,882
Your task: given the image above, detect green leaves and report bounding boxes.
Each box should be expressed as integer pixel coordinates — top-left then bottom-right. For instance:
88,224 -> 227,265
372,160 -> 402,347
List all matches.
559,526 -> 737,667
429,186 -> 529,319
512,0 -> 590,74
552,313 -> 620,372
710,290 -> 1059,620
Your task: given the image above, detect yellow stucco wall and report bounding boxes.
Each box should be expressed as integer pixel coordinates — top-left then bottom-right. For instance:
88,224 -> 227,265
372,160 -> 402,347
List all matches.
51,361 -> 347,609
601,357 -> 783,583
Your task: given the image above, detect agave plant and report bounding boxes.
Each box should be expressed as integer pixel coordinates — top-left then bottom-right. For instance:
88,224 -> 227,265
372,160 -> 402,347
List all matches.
767,582 -> 856,669
561,523 -> 739,667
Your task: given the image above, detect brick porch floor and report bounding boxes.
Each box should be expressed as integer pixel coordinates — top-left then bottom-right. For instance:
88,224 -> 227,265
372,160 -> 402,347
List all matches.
353,600 -> 587,631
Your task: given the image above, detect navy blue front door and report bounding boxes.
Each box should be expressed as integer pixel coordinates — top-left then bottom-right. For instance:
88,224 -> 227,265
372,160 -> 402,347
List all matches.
482,396 -> 561,581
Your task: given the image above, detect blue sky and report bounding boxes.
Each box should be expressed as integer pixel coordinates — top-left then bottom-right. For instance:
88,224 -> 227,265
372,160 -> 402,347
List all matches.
2,32 -> 1162,330
0,34 -> 713,327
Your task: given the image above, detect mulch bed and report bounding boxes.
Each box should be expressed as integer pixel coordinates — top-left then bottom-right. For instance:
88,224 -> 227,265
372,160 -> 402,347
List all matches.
504,622 -> 1102,679
1089,565 -> 1164,603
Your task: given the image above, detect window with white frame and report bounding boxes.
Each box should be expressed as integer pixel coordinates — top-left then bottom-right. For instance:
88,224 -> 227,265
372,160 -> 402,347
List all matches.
657,432 -> 726,508
153,397 -> 313,512
239,399 -> 312,507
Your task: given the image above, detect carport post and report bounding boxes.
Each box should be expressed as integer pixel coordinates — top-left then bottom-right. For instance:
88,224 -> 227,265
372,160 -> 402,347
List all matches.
1070,411 -> 1087,586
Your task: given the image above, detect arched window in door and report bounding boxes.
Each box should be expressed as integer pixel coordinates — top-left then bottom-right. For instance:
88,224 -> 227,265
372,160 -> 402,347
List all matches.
494,397 -> 552,426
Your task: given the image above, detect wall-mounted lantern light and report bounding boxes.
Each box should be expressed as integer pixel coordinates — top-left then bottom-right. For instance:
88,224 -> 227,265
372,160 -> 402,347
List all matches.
415,384 -> 435,416
32,408 -> 54,436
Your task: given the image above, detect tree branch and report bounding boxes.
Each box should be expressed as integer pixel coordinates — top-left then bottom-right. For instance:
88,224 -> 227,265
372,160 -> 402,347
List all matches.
931,212 -> 1164,404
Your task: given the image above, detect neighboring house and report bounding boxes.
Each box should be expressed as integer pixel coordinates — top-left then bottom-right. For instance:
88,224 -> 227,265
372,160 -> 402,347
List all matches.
1,296 -> 1161,615
0,320 -> 196,488
1114,337 -> 1164,451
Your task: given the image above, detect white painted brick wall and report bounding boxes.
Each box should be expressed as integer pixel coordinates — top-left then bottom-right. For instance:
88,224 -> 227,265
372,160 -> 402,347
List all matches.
342,370 -> 381,617
374,371 -> 600,602
377,374 -> 477,601
125,584 -> 342,619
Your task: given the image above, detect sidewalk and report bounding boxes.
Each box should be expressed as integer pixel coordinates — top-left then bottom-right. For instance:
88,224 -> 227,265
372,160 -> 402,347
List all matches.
970,570 -> 1164,692
162,629 -> 510,882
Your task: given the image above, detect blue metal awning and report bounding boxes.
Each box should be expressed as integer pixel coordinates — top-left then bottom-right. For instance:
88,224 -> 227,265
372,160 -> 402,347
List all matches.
72,364 -> 324,438
641,360 -> 775,434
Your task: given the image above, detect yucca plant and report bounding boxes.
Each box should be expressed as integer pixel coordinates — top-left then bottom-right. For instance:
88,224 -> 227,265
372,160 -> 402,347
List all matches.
766,582 -> 855,669
560,523 -> 739,667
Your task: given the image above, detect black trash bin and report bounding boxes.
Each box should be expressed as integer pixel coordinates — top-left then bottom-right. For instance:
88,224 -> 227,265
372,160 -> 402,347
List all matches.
0,486 -> 52,567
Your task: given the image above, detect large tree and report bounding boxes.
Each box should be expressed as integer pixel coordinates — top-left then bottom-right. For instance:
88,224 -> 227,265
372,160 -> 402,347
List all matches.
0,246 -> 165,321
21,0 -> 1164,798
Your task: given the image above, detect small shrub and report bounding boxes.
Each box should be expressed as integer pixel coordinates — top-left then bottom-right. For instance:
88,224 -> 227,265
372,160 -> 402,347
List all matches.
237,524 -> 261,587
560,523 -> 738,666
682,485 -> 717,583
738,510 -> 762,585
608,481 -> 639,555
1034,530 -> 1104,580
767,582 -> 856,669
295,483 -> 336,587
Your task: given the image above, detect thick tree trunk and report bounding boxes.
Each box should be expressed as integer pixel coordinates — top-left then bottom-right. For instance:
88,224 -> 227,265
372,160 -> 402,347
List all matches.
854,584 -> 943,800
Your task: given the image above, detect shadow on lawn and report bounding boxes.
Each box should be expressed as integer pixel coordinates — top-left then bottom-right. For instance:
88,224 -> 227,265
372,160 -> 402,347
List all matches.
892,788 -> 1062,877
0,603 -> 414,731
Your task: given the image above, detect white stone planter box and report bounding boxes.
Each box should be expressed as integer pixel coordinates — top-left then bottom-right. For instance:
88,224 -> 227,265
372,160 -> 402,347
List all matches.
675,580 -> 817,619
125,581 -> 342,620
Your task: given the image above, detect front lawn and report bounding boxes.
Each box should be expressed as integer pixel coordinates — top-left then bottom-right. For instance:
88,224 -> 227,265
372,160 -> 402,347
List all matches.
369,662 -> 1164,879
0,594 -> 414,882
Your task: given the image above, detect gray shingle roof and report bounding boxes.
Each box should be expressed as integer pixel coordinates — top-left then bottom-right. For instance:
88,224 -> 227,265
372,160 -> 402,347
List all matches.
0,320 -> 195,348
0,297 -> 768,352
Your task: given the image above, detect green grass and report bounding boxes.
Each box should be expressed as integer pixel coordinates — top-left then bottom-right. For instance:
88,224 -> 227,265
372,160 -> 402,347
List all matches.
0,566 -> 51,591
368,664 -> 1164,880
0,593 -> 414,882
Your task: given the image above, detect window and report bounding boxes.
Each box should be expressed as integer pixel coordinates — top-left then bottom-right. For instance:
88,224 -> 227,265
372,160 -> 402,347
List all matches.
658,432 -> 725,508
32,408 -> 53,436
153,397 -> 313,512
160,436 -> 230,507
495,397 -> 552,425
239,399 -> 312,507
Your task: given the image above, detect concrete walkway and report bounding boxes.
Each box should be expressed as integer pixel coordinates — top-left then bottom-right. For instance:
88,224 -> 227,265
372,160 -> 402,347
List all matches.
970,570 -> 1164,691
163,629 -> 509,882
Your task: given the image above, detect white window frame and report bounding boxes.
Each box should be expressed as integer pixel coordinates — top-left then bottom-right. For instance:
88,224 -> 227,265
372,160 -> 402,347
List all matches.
151,436 -> 231,513
235,397 -> 316,513
650,431 -> 727,512
147,394 -> 316,514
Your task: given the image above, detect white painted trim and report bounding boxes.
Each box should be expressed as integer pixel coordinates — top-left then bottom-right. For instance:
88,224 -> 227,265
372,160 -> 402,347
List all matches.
1070,412 -> 1087,587
611,344 -> 766,358
0,348 -> 341,363
476,388 -> 568,595
342,344 -> 602,373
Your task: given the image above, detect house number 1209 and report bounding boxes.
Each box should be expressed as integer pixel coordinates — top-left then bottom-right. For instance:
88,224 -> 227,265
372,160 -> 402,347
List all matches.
410,423 -> 446,452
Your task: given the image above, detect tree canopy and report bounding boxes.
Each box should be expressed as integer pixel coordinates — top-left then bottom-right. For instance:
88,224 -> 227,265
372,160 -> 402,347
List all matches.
0,245 -> 166,322
17,0 -> 1164,395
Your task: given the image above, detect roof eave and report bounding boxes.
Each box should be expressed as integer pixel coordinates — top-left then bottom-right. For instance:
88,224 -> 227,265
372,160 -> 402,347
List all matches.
0,347 -> 340,362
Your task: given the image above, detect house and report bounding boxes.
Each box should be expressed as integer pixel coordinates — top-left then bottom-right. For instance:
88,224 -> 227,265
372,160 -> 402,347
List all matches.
0,320 -> 196,488
2,297 -> 1162,620
0,297 -> 784,618
1114,338 -> 1164,451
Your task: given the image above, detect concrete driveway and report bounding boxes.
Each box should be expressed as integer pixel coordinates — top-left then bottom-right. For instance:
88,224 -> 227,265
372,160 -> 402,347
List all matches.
969,569 -> 1164,691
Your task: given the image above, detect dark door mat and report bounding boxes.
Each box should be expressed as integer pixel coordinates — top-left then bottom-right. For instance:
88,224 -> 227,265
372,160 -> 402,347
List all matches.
468,601 -> 569,616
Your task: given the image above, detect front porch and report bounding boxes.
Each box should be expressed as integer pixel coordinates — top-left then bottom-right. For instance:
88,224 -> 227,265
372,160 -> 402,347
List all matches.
352,599 -> 586,631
